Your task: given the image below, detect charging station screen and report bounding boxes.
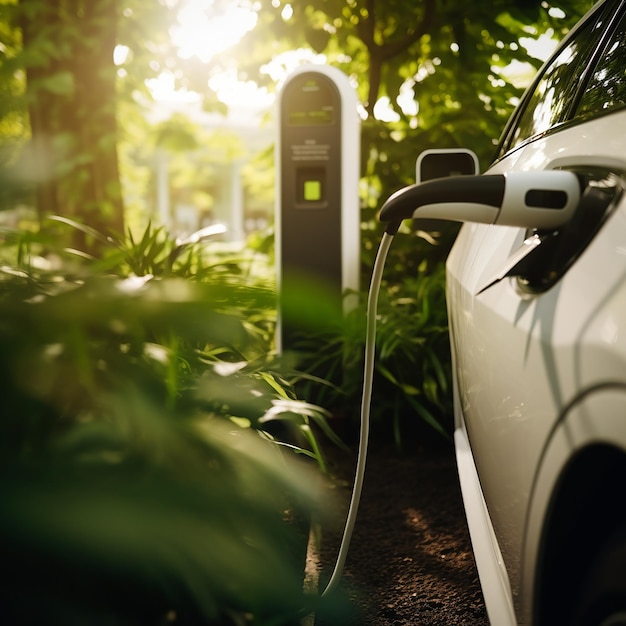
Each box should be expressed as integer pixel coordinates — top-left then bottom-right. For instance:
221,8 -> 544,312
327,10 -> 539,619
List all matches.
289,109 -> 333,126
285,77 -> 336,126
297,167 -> 325,205
304,180 -> 322,201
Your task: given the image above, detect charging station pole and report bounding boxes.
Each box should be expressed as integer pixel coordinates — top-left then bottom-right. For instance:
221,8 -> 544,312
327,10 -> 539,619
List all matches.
276,65 -> 360,352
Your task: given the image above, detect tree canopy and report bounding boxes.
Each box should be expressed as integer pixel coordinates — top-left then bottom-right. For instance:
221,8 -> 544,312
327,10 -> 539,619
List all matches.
0,0 -> 594,248
232,0 -> 592,197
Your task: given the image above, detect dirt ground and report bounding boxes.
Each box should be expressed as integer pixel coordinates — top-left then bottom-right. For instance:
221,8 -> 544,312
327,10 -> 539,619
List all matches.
308,439 -> 490,625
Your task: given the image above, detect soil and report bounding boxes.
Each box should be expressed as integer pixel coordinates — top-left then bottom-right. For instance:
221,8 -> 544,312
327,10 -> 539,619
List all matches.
308,438 -> 490,625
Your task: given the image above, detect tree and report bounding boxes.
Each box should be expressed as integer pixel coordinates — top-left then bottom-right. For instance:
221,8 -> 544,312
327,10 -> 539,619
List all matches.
0,0 -> 190,252
8,1 -> 124,247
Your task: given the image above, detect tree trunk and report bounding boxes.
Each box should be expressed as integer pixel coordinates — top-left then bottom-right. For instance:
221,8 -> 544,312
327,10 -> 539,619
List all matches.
19,0 -> 62,218
19,0 -> 124,254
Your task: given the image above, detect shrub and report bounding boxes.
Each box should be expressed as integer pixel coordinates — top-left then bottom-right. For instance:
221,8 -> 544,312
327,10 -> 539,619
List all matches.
0,220 -> 340,625
291,226 -> 455,450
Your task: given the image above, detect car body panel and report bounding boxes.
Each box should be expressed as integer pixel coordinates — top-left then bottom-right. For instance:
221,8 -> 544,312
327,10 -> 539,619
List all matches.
447,108 -> 626,622
521,386 -> 626,624
453,424 -> 517,625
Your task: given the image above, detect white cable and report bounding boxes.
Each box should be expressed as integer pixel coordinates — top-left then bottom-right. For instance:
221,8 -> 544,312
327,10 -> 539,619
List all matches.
321,231 -> 394,596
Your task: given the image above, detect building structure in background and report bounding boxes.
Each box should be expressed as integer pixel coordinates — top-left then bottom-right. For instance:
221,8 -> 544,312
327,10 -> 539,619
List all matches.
148,90 -> 274,243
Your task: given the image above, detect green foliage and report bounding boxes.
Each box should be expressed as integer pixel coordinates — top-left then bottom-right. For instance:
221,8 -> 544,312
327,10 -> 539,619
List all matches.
0,220 -> 344,624
235,0 -> 593,191
290,236 -> 453,449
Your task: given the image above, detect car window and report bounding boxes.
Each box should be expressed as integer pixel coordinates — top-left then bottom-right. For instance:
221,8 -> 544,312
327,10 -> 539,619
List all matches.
497,8 -> 607,158
575,10 -> 626,117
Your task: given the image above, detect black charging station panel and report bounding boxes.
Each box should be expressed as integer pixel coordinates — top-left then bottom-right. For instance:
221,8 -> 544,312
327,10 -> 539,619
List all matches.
280,73 -> 342,296
279,73 -> 343,351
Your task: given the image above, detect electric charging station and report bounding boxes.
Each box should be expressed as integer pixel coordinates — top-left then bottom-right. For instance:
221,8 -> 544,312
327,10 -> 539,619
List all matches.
276,65 -> 360,352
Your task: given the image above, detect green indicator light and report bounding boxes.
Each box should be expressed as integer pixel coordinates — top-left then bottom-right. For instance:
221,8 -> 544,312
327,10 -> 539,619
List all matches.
304,180 -> 322,201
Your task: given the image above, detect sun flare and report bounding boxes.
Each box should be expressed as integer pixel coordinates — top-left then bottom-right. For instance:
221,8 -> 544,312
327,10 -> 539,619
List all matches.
171,0 -> 257,63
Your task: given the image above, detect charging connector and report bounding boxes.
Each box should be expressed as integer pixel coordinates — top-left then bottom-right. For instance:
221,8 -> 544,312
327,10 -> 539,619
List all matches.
380,170 -> 581,230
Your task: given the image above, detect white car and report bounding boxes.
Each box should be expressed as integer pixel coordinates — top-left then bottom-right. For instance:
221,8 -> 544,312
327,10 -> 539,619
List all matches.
446,1 -> 626,624
378,0 -> 626,623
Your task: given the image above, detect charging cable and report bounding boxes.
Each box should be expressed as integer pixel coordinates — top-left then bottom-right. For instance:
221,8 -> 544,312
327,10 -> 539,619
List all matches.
321,231 -> 395,597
